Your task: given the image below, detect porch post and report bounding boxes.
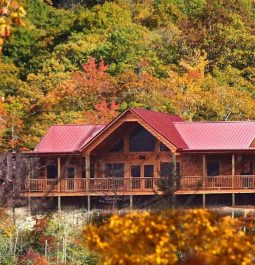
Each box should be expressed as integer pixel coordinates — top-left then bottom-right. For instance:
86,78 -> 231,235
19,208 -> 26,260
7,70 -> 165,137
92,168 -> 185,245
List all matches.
202,154 -> 206,208
202,154 -> 206,189
172,154 -> 177,190
130,195 -> 133,210
87,196 -> 91,212
57,157 -> 61,192
202,194 -> 206,208
172,153 -> 177,207
232,154 -> 235,189
28,158 -> 32,215
232,154 -> 235,206
58,196 -> 61,212
85,155 -> 90,191
57,157 -> 61,212
232,193 -> 235,207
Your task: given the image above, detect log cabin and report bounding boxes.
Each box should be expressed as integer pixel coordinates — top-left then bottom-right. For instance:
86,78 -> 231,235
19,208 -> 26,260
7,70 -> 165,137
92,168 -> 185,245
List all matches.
22,108 -> 255,209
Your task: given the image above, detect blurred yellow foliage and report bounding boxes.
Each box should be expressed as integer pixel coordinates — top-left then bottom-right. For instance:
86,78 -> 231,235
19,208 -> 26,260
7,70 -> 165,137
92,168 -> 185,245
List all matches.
85,209 -> 255,265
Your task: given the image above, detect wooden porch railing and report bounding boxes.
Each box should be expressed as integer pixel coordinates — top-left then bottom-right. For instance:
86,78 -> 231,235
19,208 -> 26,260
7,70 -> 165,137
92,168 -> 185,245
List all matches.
179,175 -> 255,190
24,175 -> 255,193
25,177 -> 160,193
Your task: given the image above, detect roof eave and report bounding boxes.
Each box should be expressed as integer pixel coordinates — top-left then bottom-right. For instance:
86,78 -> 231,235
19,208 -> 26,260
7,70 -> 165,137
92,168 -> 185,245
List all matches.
180,148 -> 255,154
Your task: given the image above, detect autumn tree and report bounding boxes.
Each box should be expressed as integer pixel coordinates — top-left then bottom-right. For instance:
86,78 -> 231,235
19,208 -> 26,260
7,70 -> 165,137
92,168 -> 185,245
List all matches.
48,57 -> 116,111
0,0 -> 26,52
79,99 -> 119,124
85,209 -> 255,265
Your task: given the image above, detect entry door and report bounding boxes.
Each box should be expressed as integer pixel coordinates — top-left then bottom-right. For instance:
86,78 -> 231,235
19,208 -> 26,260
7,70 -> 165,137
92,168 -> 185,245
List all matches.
130,164 -> 154,189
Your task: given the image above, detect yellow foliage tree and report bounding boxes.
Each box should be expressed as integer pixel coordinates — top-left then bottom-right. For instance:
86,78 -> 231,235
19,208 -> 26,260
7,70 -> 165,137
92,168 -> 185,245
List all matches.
85,209 -> 255,265
0,0 -> 26,52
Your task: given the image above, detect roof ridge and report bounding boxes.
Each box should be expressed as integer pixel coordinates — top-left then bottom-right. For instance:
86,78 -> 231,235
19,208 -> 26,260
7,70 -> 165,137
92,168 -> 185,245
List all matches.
129,107 -> 180,117
51,124 -> 106,127
173,121 -> 255,124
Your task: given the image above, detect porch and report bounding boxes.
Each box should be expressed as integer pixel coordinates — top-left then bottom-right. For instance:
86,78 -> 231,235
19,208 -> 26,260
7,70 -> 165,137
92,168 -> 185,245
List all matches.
21,175 -> 255,196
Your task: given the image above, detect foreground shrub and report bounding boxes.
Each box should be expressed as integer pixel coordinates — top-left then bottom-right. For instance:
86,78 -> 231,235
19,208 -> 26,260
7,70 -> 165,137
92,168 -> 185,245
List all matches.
85,209 -> 255,265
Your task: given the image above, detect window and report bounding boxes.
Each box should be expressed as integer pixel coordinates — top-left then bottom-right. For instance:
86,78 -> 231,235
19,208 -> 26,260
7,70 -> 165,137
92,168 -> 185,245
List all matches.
144,165 -> 154,178
67,167 -> 75,178
47,165 -> 58,179
207,161 -> 220,176
129,126 -> 156,152
160,162 -> 180,177
241,161 -> 253,175
105,163 -> 124,178
160,143 -> 170,151
131,165 -> 141,178
109,139 -> 124,153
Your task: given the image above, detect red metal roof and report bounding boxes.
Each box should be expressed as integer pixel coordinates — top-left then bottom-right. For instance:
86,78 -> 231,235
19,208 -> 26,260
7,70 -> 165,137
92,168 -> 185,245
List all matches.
33,108 -> 255,153
34,125 -> 105,153
174,121 -> 255,151
130,108 -> 187,149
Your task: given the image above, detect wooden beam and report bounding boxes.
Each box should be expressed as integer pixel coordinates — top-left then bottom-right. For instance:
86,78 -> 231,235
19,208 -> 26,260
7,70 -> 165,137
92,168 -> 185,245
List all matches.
87,195 -> 91,211
232,193 -> 235,207
232,154 -> 235,189
202,194 -> 206,208
28,158 -> 31,215
57,157 -> 61,193
86,155 -> 90,191
202,154 -> 206,189
130,195 -> 133,210
58,196 -> 61,212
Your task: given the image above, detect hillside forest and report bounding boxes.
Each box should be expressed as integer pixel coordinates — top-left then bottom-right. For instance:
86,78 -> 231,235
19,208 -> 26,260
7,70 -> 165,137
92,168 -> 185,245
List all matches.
0,0 -> 255,151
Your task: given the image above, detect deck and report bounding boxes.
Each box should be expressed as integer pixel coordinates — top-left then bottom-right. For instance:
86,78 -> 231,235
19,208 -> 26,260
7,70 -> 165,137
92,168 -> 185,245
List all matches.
21,175 -> 255,197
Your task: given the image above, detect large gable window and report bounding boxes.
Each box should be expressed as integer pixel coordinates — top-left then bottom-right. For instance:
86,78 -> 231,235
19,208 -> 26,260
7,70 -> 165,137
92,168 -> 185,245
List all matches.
129,126 -> 156,152
109,139 -> 124,153
160,143 -> 170,151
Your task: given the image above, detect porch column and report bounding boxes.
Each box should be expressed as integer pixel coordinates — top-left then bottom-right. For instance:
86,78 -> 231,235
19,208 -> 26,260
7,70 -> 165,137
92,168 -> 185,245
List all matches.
27,158 -> 32,215
202,194 -> 206,208
202,154 -> 206,189
130,195 -> 133,210
87,196 -> 91,212
232,154 -> 235,189
232,154 -> 235,206
172,154 -> 177,190
57,157 -> 61,192
202,155 -> 206,207
85,155 -> 90,192
57,157 -> 61,212
172,153 -> 177,208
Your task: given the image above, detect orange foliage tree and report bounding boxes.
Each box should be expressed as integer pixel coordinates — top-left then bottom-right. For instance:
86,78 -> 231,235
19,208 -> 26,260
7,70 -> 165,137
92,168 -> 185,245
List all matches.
49,57 -> 116,111
0,0 -> 26,52
80,99 -> 119,124
85,209 -> 255,265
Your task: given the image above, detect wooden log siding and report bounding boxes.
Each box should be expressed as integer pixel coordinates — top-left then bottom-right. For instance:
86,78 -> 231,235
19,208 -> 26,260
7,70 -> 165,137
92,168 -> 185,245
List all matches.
20,152 -> 255,197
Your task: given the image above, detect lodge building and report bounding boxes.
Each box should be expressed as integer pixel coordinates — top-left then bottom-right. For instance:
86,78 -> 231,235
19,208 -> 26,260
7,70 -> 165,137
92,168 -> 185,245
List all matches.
22,108 -> 255,209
